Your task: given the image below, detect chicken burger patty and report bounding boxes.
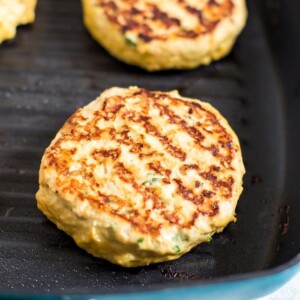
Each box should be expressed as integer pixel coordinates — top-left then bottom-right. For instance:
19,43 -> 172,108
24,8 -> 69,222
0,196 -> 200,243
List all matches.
36,86 -> 245,267
81,0 -> 247,71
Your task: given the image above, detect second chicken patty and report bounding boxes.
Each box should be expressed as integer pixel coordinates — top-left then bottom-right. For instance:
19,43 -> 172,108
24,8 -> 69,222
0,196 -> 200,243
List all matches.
82,0 -> 247,71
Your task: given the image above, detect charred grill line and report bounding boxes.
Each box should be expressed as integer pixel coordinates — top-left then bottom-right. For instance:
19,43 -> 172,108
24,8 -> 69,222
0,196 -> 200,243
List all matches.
92,148 -> 121,160
109,126 -> 164,159
148,161 -> 171,184
150,5 -> 181,28
113,162 -> 169,232
89,190 -> 160,234
136,115 -> 187,161
200,171 -> 234,198
173,179 -> 204,206
154,102 -> 205,144
178,0 -> 234,33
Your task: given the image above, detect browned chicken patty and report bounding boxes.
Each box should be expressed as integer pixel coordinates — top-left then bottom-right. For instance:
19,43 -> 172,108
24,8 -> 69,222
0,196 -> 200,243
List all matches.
82,0 -> 247,70
36,86 -> 245,267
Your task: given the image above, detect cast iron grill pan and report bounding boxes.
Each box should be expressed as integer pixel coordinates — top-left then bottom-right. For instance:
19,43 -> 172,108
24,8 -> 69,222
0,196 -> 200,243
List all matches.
0,0 -> 298,295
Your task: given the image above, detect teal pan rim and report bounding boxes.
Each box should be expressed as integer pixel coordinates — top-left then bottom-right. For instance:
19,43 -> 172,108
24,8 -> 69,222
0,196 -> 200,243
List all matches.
2,254 -> 299,300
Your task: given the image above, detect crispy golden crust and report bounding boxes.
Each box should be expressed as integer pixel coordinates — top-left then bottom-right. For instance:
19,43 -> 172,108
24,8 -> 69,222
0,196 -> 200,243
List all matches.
37,87 -> 245,267
0,0 -> 37,44
82,0 -> 247,70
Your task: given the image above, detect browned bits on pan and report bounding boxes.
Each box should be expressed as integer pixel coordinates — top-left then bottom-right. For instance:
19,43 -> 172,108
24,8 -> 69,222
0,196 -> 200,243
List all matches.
251,174 -> 263,186
161,266 -> 197,280
98,0 -> 235,42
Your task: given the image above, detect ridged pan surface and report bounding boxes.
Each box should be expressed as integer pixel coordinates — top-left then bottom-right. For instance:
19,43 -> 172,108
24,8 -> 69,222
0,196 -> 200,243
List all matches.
0,0 -> 297,295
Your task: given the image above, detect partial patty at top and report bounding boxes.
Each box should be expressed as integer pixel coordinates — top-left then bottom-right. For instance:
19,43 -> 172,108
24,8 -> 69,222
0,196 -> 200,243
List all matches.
81,0 -> 247,70
36,86 -> 245,267
0,0 -> 37,44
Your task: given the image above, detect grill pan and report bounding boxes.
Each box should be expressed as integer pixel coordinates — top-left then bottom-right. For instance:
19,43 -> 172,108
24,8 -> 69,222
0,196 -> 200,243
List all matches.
0,0 -> 299,299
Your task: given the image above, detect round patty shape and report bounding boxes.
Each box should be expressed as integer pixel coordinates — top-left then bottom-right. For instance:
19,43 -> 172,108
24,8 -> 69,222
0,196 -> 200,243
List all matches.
36,86 -> 245,267
81,0 -> 247,71
0,0 -> 37,44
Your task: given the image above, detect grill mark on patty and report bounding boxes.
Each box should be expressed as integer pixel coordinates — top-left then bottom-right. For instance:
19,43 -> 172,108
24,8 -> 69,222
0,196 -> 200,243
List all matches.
179,0 -> 234,23
114,162 -> 165,210
173,179 -> 218,218
91,148 -> 121,160
202,190 -> 216,198
150,5 -> 181,28
179,164 -> 199,175
154,102 -> 205,144
163,211 -> 179,225
97,0 -> 235,42
195,181 -> 201,188
200,171 -> 234,198
113,162 -> 172,230
173,179 -> 204,206
137,115 -> 187,161
109,126 -> 164,159
113,163 -> 213,227
178,0 -> 219,33
209,202 -> 220,217
186,101 -> 235,166
208,0 -> 219,5
148,161 -> 171,184
90,190 -> 162,234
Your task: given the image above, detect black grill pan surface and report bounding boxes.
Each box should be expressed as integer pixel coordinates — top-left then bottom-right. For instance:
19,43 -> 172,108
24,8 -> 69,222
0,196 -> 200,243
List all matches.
0,0 -> 299,298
